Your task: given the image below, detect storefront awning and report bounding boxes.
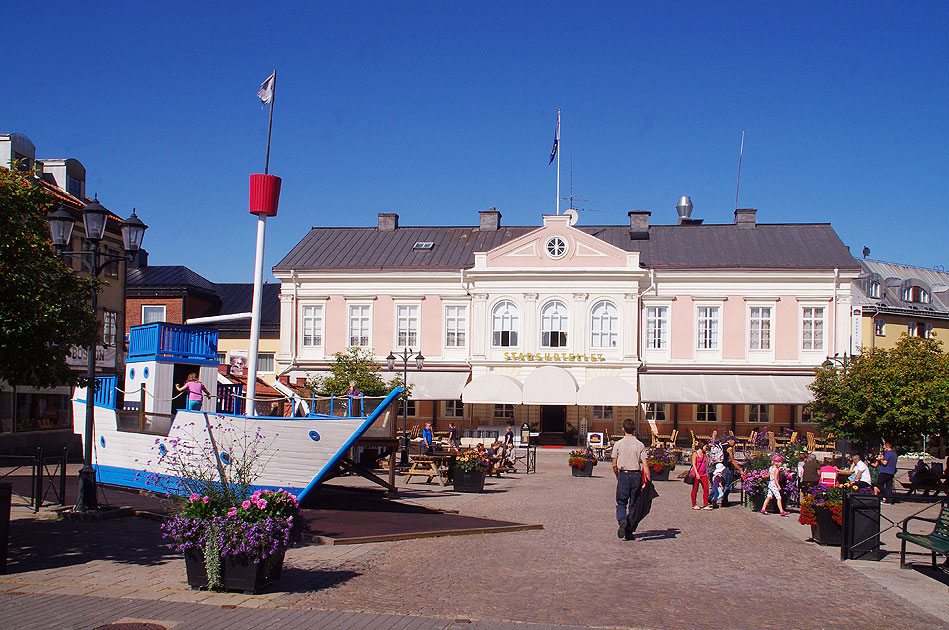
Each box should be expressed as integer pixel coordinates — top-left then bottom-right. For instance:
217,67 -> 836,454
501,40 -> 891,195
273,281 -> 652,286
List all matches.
522,366 -> 578,405
638,374 -> 814,405
462,373 -> 523,404
577,376 -> 639,406
405,372 -> 469,400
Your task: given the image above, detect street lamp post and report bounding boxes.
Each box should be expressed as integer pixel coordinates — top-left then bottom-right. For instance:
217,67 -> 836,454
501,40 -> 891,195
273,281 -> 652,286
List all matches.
386,348 -> 424,467
48,201 -> 147,512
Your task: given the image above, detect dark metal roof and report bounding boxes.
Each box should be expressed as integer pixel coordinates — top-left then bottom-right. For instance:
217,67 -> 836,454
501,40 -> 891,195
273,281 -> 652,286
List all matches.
214,283 -> 281,335
273,223 -> 860,272
127,265 -> 219,294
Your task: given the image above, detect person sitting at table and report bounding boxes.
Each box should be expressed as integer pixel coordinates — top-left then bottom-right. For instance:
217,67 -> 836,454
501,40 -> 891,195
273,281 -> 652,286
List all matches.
819,459 -> 839,487
838,452 -> 872,489
801,453 -> 821,493
422,422 -> 434,454
910,459 -> 930,484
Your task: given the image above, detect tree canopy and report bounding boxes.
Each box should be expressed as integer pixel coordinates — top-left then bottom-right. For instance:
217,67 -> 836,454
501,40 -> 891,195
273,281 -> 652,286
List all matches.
0,167 -> 98,388
306,347 -> 407,397
808,335 -> 949,447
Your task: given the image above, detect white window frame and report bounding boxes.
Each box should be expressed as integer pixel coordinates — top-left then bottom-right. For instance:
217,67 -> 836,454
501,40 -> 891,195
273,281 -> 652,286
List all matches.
142,305 -> 166,324
348,303 -> 372,348
868,280 -> 881,299
540,300 -> 569,348
395,303 -> 420,349
874,319 -> 885,336
217,351 -> 227,365
696,306 -> 720,351
747,404 -> 770,424
748,305 -> 772,351
801,306 -> 825,351
444,304 -> 467,349
645,305 -> 669,350
695,404 -> 718,423
491,299 -> 520,348
590,300 -> 619,349
301,304 -> 324,348
102,310 -> 118,346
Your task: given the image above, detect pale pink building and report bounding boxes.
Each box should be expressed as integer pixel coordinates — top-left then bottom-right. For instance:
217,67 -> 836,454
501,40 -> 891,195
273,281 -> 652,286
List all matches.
273,203 -> 859,445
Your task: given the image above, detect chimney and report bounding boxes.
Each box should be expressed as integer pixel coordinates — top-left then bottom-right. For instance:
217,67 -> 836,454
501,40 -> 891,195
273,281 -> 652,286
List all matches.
676,195 -> 703,225
734,208 -> 757,228
628,210 -> 650,239
479,206 -> 501,232
378,212 -> 399,231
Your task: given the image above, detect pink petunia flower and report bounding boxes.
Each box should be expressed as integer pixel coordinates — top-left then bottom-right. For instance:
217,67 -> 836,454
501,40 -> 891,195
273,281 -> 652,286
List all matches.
241,500 -> 252,510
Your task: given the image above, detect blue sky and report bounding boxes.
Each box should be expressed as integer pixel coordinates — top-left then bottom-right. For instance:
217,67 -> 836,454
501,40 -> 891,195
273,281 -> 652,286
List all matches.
4,2 -> 948,281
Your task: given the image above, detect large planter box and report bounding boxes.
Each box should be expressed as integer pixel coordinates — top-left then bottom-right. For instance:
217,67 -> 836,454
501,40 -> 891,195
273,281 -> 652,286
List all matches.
748,492 -> 782,513
571,461 -> 595,477
650,467 -> 672,481
842,494 -> 882,560
812,507 -> 843,546
185,549 -> 285,594
453,469 -> 486,493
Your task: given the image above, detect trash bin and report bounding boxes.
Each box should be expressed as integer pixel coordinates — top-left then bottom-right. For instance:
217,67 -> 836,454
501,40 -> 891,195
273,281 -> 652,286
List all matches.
841,493 -> 882,561
0,482 -> 11,573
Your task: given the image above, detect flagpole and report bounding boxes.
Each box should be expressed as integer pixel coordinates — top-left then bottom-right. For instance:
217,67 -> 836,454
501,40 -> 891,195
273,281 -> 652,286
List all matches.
247,69 -> 276,416
556,109 -> 561,215
735,130 -> 744,211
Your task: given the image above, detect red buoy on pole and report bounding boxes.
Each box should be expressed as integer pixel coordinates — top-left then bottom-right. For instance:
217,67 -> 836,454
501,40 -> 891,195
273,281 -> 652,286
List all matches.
249,173 -> 281,217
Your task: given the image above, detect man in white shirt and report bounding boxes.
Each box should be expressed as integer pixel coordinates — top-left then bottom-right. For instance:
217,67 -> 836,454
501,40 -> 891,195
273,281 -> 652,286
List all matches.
838,453 -> 872,489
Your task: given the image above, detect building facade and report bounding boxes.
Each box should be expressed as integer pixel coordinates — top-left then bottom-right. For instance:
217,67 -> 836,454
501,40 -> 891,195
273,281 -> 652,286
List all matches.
0,133 -> 129,453
273,204 -> 859,444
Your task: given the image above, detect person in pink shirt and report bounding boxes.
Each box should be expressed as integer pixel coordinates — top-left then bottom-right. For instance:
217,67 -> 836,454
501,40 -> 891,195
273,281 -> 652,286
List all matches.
176,372 -> 211,411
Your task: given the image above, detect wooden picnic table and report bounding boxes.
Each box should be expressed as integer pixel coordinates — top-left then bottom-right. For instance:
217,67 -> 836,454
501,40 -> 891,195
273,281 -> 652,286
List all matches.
403,453 -> 455,486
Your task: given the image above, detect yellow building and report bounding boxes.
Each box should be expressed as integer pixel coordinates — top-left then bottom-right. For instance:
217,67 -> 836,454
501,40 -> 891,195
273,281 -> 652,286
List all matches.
853,259 -> 949,351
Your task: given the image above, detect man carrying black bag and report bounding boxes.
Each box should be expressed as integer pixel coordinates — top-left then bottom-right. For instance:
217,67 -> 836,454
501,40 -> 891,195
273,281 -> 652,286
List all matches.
612,418 -> 650,541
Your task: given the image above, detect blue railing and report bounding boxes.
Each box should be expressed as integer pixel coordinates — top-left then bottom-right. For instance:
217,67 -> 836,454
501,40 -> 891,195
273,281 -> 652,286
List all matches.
308,395 -> 366,417
128,323 -> 219,364
217,383 -> 245,415
94,375 -> 117,409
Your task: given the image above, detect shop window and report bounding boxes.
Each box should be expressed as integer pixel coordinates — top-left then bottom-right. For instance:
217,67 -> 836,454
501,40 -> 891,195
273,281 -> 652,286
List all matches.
491,300 -> 519,347
302,305 -> 323,347
541,300 -> 568,348
590,301 -> 618,348
445,400 -> 464,417
696,404 -> 717,423
748,404 -> 770,424
398,399 -> 416,417
644,403 -> 666,423
493,404 -> 515,420
593,405 -> 613,420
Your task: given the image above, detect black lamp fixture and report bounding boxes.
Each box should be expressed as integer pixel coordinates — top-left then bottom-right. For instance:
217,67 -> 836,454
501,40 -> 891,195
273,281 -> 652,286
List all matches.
387,347 -> 424,466
48,198 -> 147,513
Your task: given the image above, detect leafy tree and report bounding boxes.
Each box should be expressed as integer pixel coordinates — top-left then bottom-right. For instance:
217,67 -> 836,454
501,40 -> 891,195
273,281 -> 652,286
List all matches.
0,167 -> 99,387
808,335 -> 949,448
306,347 -> 408,397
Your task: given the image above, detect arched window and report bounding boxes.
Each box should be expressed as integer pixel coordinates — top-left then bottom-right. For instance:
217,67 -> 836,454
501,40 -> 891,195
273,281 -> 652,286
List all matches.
590,301 -> 618,348
541,300 -> 568,348
491,300 -> 519,347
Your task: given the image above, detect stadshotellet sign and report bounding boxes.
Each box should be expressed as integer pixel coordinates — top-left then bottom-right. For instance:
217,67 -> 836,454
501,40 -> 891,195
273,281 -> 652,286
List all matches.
503,351 -> 607,363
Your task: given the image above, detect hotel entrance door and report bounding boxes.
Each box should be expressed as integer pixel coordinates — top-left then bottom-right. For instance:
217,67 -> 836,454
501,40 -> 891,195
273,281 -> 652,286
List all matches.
540,405 -> 566,434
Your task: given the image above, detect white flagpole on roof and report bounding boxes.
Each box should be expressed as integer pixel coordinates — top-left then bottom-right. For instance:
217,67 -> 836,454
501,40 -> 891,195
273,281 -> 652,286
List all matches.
556,109 -> 561,215
246,69 -> 276,416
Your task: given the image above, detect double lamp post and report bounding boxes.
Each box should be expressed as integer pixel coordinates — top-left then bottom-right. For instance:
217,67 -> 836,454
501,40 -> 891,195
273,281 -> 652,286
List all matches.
48,200 -> 147,512
386,348 -> 423,466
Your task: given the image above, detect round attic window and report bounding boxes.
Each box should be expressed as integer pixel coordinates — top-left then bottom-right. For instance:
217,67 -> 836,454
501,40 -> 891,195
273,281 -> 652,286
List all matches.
545,236 -> 567,259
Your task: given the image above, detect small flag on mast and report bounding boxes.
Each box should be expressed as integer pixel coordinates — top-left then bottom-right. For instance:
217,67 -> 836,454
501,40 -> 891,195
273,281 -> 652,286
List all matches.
548,110 -> 560,164
258,71 -> 275,105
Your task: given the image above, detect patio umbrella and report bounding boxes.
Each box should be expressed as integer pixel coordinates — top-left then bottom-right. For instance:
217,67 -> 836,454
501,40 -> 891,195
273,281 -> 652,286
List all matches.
629,481 -> 659,532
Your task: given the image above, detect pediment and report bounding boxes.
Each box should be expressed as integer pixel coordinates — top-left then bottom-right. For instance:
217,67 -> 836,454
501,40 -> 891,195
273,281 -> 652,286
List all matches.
476,215 -> 638,269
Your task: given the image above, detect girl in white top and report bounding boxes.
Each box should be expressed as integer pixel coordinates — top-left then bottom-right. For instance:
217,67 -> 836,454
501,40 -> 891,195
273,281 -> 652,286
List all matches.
760,455 -> 791,516
838,453 -> 872,489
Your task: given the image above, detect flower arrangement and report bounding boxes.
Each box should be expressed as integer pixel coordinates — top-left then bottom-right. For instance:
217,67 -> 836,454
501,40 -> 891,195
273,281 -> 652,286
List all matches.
568,449 -> 598,469
162,488 -> 301,589
454,449 -> 489,472
798,483 -> 873,526
646,449 -> 675,474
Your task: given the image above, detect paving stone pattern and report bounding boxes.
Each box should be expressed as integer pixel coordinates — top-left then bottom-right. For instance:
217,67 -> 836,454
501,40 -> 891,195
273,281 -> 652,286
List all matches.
2,458 -> 947,630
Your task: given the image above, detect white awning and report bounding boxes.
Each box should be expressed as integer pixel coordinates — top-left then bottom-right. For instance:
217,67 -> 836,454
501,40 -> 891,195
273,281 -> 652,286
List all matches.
577,376 -> 639,406
462,373 -> 523,404
522,366 -> 578,405
639,374 -> 814,405
405,372 -> 469,400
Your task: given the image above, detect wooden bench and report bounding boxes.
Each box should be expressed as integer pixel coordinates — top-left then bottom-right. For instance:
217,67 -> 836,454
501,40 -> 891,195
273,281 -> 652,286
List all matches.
488,466 -> 516,477
899,479 -> 948,497
897,502 -> 949,569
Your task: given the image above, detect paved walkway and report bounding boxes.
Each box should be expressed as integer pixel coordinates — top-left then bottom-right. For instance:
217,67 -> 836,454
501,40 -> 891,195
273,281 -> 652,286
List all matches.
2,455 -> 947,629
